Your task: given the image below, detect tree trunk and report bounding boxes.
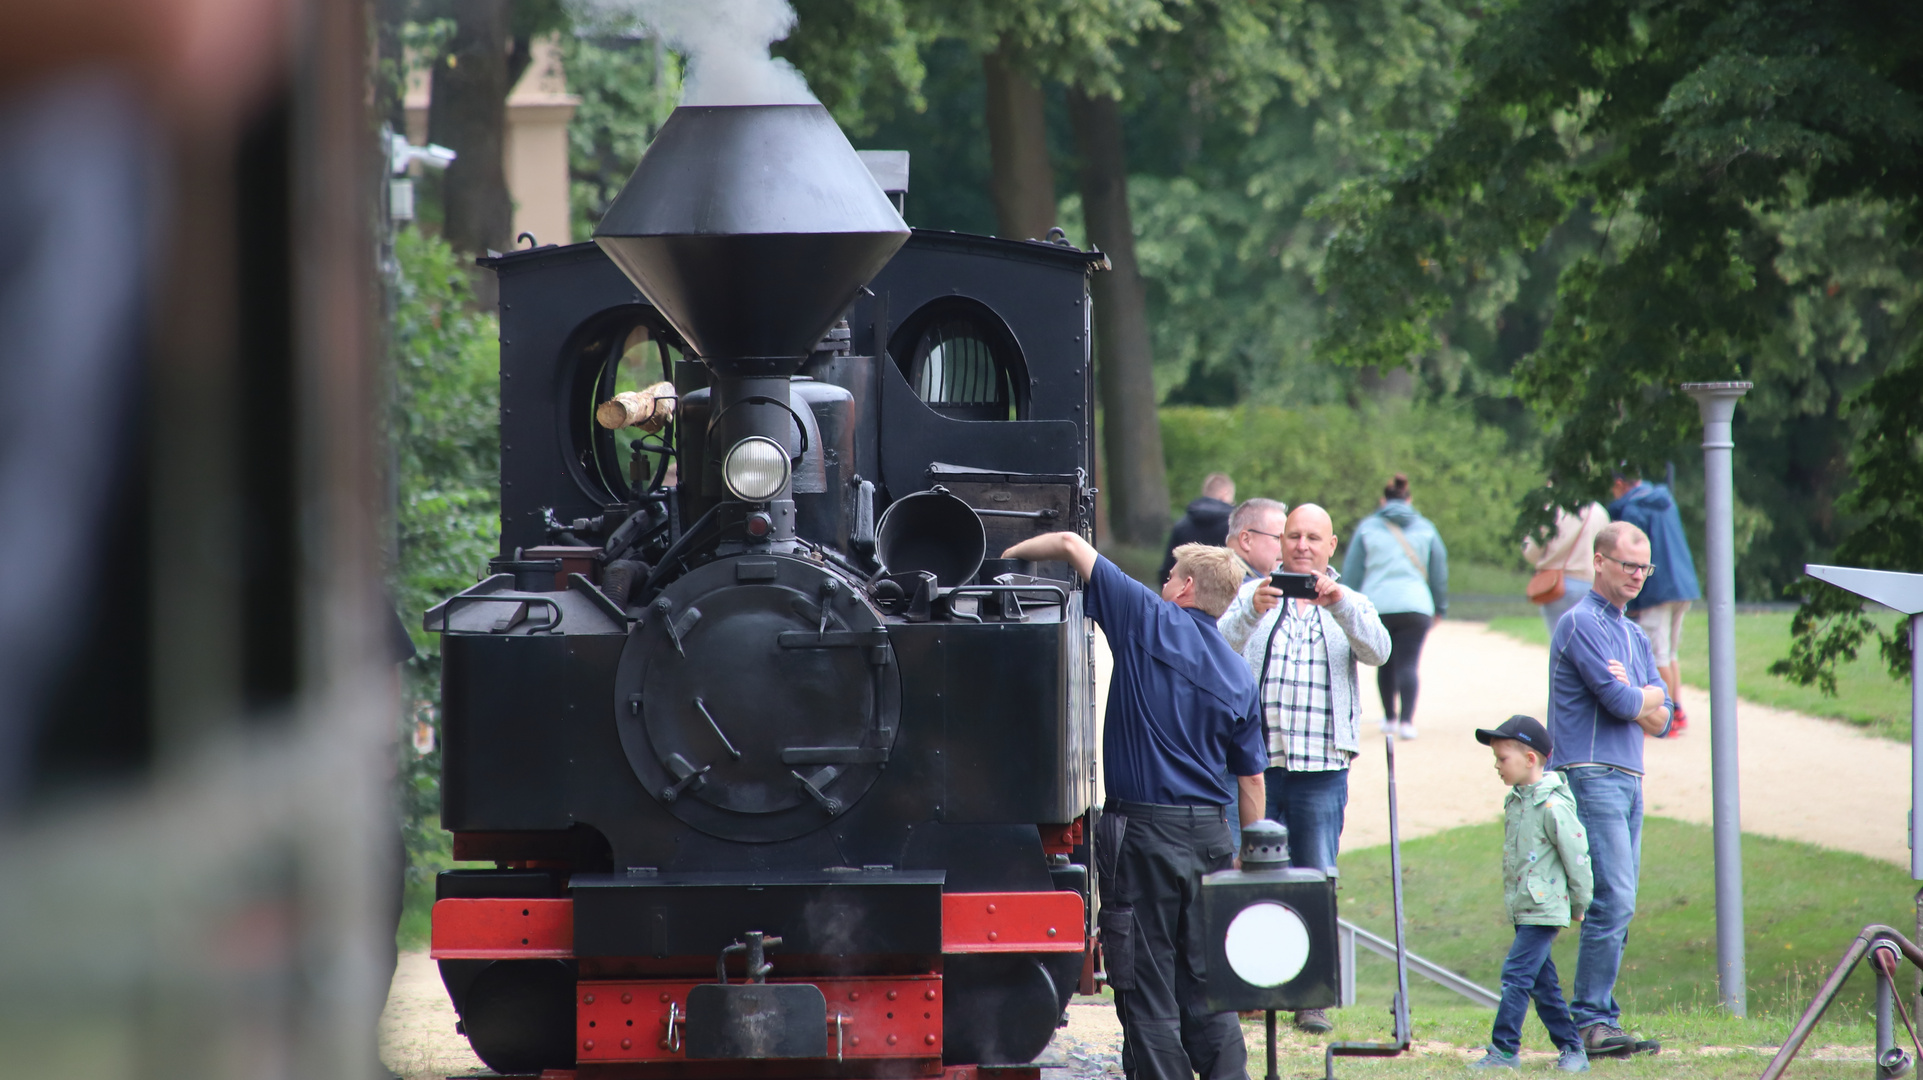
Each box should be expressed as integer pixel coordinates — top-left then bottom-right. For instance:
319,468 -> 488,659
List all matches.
981,42 -> 1057,241
1069,87 -> 1168,548
427,0 -> 513,257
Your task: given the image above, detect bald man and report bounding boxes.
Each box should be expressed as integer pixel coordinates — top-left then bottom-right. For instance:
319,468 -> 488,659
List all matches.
1217,505 -> 1390,1033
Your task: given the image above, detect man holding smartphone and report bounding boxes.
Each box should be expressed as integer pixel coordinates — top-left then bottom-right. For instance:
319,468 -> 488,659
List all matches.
1217,504 -> 1391,1033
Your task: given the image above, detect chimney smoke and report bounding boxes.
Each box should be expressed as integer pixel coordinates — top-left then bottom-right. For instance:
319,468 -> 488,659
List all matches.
569,0 -> 816,107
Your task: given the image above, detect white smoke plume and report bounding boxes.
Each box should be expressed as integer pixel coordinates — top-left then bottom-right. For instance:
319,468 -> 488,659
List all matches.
569,0 -> 818,106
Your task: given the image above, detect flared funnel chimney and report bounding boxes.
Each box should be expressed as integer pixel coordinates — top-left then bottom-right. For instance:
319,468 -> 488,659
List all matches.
594,104 -> 910,373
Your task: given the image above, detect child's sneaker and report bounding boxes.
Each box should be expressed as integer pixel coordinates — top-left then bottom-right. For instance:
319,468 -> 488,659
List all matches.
1556,1048 -> 1589,1072
1468,1048 -> 1519,1070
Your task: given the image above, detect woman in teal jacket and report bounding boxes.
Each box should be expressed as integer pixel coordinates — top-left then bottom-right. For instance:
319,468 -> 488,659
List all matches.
1342,474 -> 1449,740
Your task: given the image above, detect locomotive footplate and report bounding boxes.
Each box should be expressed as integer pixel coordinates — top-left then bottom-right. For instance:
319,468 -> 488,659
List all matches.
571,870 -> 944,959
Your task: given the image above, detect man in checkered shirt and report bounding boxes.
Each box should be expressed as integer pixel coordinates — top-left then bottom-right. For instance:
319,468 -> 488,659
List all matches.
1217,504 -> 1390,1033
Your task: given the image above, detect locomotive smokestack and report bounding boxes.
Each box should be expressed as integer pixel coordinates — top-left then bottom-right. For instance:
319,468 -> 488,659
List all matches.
593,104 -> 909,376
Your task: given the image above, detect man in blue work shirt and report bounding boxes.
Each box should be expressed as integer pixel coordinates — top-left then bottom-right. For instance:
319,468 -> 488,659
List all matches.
1001,532 -> 1268,1080
1547,520 -> 1673,1056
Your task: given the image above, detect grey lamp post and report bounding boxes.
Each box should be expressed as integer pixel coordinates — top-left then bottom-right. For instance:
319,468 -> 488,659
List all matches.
1682,380 -> 1752,1016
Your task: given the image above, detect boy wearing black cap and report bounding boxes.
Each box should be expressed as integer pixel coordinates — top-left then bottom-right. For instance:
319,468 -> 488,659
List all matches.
1470,715 -> 1594,1072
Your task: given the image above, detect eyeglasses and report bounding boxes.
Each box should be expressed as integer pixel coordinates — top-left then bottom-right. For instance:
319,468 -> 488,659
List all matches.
1600,556 -> 1657,578
1244,528 -> 1283,542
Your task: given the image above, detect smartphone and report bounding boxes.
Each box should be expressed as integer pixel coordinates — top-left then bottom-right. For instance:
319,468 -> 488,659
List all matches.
1270,570 -> 1320,599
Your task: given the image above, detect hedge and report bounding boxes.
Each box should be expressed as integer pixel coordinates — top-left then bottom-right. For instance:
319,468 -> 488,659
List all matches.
1159,404 -> 1540,568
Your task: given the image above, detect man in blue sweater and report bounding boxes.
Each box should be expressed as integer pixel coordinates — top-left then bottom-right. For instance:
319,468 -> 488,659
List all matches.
1547,521 -> 1673,1055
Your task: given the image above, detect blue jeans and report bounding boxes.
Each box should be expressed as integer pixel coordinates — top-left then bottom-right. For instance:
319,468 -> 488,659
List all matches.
1539,578 -> 1593,636
1562,765 -> 1643,1029
1491,924 -> 1580,1054
1264,767 -> 1348,872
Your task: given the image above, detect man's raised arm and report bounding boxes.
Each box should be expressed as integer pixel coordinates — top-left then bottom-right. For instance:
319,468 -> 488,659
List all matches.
1002,531 -> 1098,582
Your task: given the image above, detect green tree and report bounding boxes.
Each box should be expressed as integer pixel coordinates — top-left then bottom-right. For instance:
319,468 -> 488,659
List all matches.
389,227 -> 502,866
777,0 -> 931,136
561,31 -> 682,240
1104,0 -> 1479,415
1314,0 -> 1923,675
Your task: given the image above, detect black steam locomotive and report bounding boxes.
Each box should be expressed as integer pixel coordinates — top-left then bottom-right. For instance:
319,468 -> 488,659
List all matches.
423,102 -> 1109,1078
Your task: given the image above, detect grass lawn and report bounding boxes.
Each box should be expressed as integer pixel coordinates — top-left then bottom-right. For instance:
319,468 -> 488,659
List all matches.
1065,816 -> 1907,1076
1278,815 -> 1907,1075
1486,610 -> 1913,741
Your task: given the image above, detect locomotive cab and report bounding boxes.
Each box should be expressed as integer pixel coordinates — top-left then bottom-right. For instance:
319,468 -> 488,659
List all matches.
426,101 -> 1107,1078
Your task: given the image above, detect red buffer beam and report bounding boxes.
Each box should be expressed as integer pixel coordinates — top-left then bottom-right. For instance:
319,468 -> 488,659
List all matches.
431,898 -> 574,959
429,891 -> 1085,960
940,892 -> 1084,953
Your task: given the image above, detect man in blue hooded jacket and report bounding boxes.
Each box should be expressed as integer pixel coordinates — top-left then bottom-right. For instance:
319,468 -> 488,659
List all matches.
1607,469 -> 1701,733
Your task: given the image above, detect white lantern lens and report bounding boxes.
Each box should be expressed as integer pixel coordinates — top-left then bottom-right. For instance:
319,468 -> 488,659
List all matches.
1224,901 -> 1310,987
723,436 -> 790,501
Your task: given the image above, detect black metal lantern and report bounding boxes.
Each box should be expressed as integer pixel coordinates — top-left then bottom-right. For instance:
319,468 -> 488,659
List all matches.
1202,820 -> 1340,1013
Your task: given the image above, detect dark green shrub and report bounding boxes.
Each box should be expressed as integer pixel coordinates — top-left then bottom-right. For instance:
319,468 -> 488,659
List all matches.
1160,404 -> 1539,568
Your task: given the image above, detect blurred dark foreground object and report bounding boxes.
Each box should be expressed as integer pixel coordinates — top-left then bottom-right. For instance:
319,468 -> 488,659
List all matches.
0,2 -> 395,1078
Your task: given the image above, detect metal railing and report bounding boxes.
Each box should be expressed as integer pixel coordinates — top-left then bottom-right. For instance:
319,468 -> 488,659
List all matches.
1338,918 -> 1500,1009
1761,925 -> 1922,1080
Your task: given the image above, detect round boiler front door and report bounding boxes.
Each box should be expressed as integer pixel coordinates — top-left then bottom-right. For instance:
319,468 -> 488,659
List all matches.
614,554 -> 899,843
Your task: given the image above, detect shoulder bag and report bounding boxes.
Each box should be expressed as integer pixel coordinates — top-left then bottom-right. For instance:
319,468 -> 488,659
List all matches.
1524,506 -> 1588,605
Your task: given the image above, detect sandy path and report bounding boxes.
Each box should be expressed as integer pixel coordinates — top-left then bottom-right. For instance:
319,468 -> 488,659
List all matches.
1338,620 -> 1911,866
380,951 -> 484,1080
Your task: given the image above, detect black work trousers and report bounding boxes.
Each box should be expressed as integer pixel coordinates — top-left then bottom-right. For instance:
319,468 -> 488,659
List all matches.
1097,802 -> 1248,1080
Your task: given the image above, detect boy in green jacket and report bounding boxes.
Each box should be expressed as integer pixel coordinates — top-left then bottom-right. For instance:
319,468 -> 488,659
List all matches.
1470,715 -> 1594,1072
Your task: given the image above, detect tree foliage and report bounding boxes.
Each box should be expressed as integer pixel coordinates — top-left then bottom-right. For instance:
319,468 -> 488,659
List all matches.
1321,0 -> 1921,492
1315,0 -> 1923,680
777,0 -> 932,134
1076,0 -> 1480,408
561,32 -> 682,239
389,227 -> 501,863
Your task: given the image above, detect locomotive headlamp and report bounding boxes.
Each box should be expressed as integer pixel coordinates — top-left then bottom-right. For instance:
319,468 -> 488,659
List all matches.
723,436 -> 790,501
